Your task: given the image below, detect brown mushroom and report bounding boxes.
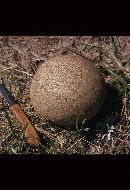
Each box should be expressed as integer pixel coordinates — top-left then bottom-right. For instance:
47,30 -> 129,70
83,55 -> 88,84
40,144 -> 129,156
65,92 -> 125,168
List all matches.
30,55 -> 106,126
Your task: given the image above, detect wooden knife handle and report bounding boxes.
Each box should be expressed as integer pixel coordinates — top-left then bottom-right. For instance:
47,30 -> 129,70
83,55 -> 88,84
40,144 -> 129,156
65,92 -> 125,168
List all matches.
9,104 -> 40,147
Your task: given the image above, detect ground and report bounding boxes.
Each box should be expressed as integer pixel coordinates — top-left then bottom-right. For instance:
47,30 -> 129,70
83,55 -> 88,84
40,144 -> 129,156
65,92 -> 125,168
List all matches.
0,36 -> 130,154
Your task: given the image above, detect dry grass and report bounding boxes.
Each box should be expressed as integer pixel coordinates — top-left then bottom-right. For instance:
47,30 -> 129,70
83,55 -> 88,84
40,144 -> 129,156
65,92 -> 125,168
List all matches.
0,36 -> 130,154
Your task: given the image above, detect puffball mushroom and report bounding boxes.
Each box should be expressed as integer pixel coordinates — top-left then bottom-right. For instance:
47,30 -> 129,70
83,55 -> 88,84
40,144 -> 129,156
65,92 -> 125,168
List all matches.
30,55 -> 106,126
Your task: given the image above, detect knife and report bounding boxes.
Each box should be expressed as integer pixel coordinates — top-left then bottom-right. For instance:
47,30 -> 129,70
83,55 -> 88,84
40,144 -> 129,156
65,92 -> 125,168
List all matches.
0,83 -> 40,147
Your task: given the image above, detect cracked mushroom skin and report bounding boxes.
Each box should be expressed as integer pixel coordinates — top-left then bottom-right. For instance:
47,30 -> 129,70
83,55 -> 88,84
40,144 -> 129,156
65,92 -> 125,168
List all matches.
30,55 -> 106,126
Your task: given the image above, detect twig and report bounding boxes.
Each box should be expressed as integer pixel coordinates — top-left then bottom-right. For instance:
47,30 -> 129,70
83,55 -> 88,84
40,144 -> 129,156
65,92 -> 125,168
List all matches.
12,69 -> 33,76
66,137 -> 84,151
0,66 -> 16,73
9,44 -> 27,56
9,44 -> 45,61
0,67 -> 33,76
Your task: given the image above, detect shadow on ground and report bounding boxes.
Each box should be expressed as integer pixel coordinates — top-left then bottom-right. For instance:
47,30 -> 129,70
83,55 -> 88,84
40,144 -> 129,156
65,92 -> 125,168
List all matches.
80,84 -> 123,146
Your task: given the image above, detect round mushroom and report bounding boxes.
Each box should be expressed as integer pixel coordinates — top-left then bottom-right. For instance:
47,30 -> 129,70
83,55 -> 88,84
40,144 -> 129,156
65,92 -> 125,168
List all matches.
30,55 -> 106,126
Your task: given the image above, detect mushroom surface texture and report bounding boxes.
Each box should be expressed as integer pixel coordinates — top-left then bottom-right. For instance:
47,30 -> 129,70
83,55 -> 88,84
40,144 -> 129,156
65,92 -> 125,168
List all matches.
30,55 -> 106,126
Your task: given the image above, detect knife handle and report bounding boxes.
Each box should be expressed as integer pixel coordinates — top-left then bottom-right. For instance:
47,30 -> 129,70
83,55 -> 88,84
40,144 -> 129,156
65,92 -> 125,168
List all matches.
9,104 -> 40,147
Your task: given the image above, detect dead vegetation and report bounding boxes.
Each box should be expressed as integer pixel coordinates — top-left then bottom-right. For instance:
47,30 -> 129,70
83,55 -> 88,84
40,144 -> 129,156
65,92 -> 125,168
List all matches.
0,36 -> 130,154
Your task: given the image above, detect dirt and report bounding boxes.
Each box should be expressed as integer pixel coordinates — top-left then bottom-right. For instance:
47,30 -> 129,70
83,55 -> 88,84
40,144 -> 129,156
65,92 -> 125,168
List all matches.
0,36 -> 130,154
